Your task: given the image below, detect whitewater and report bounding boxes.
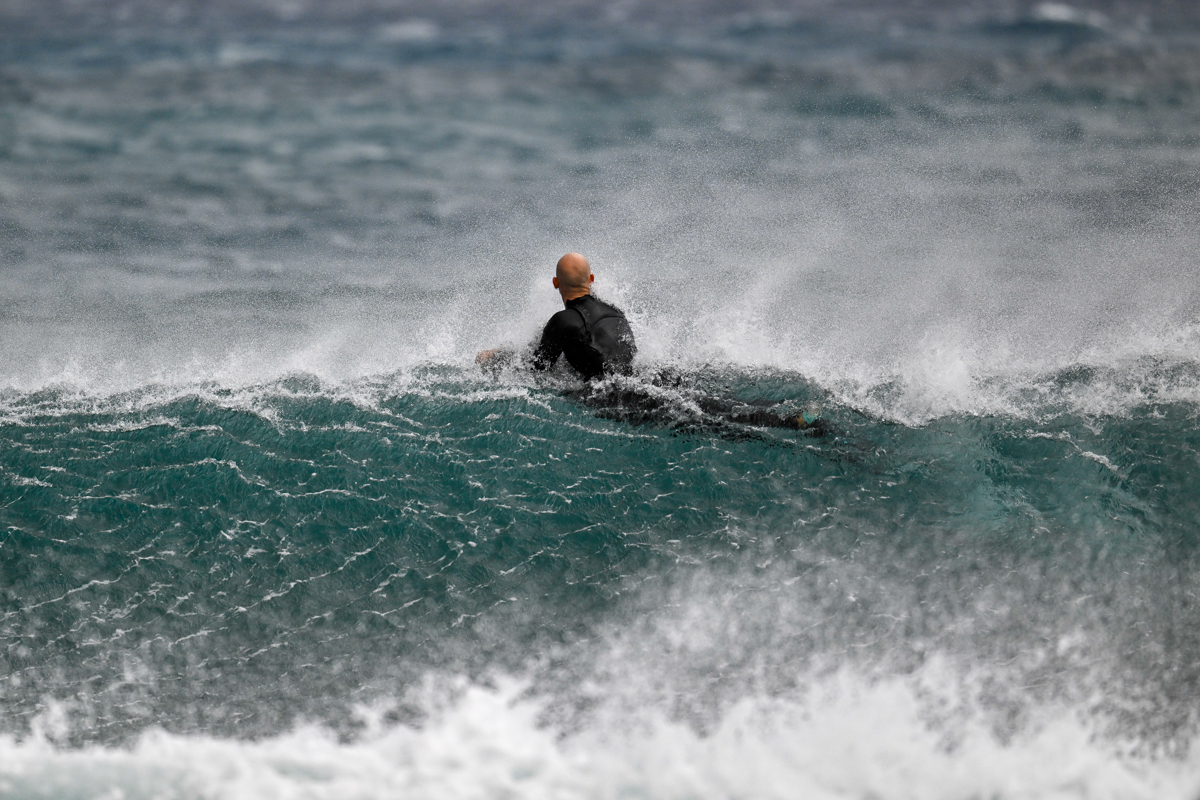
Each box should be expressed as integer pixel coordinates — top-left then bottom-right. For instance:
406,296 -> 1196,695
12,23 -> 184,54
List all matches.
2,2 -> 1200,797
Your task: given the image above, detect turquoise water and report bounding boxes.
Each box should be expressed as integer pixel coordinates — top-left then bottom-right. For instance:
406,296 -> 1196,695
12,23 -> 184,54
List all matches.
3,5 -> 1200,797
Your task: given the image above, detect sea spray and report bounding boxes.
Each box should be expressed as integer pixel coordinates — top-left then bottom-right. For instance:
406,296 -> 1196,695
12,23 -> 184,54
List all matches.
3,5 -> 1200,797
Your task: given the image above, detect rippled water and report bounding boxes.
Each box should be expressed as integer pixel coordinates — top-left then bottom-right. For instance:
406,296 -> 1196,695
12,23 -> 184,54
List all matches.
3,5 -> 1200,798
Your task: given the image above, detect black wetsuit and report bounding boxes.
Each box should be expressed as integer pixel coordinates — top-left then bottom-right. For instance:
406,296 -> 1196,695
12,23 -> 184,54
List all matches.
525,296 -> 834,438
531,295 -> 636,380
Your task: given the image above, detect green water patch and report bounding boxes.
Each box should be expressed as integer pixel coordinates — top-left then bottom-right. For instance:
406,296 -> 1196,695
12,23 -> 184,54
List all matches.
0,371 -> 1197,746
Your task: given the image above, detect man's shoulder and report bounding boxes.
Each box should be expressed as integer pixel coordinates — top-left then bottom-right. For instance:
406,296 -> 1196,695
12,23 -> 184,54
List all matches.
576,295 -> 628,319
545,306 -> 587,333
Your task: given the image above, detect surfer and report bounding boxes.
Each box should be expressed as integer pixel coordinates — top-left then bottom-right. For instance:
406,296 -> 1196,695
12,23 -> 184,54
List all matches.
477,252 -> 828,436
477,252 -> 636,380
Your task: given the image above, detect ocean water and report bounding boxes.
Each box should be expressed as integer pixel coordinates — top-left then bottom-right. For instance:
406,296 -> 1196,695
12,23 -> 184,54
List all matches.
3,2 -> 1200,797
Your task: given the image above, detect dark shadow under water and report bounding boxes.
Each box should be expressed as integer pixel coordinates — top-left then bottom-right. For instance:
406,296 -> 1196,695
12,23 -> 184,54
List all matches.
565,367 -> 837,437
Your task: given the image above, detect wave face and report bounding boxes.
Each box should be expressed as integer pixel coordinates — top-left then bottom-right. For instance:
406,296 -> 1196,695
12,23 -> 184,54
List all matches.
3,6 -> 1200,798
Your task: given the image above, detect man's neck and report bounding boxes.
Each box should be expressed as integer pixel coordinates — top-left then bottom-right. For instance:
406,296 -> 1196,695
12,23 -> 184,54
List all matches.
560,290 -> 591,304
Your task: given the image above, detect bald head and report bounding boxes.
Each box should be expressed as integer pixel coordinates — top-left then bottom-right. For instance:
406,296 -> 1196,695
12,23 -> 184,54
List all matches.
553,252 -> 594,301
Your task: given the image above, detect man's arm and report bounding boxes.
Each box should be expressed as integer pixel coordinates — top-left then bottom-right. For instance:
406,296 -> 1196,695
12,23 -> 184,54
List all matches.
477,311 -> 577,374
530,315 -> 566,371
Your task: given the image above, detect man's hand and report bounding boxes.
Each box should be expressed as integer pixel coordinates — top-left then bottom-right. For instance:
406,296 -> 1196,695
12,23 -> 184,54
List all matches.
477,348 -> 516,373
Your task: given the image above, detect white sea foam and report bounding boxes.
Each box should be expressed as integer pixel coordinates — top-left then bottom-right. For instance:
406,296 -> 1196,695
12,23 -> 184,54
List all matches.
2,316 -> 1198,428
1,669 -> 1196,800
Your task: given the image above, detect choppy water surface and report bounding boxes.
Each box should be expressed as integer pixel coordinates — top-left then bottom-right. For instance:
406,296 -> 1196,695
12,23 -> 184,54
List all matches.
3,4 -> 1200,798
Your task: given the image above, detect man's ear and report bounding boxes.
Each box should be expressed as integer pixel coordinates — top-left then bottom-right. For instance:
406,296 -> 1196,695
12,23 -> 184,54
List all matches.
553,277 -> 560,289
589,274 -> 595,283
